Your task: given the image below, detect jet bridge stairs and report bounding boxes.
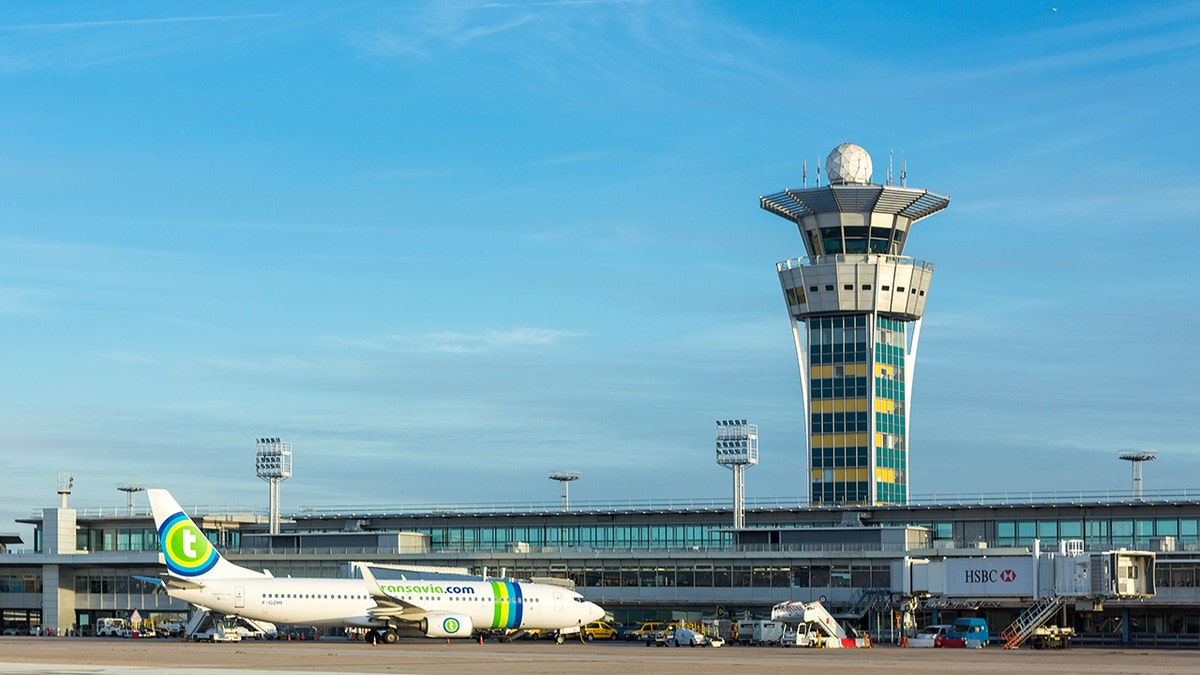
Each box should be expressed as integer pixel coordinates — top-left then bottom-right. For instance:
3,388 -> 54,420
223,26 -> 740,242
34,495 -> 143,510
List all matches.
1001,596 -> 1065,649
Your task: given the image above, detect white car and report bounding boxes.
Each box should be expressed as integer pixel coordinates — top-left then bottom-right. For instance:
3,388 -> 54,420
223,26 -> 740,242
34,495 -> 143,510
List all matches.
672,628 -> 710,647
909,624 -> 951,648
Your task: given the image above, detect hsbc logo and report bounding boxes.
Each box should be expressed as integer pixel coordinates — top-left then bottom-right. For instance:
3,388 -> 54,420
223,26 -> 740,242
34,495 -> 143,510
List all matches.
964,568 -> 1018,584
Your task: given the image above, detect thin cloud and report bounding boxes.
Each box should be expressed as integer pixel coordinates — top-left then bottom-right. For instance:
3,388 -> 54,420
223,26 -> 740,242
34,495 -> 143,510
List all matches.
0,14 -> 284,32
99,351 -> 159,367
197,355 -> 313,376
421,327 -> 578,353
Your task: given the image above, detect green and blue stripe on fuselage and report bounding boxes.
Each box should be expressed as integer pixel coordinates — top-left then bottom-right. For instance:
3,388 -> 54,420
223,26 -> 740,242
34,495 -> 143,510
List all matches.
489,580 -> 523,629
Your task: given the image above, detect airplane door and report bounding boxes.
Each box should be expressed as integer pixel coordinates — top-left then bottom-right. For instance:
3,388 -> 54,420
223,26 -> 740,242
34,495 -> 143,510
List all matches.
235,586 -> 245,609
553,591 -> 563,613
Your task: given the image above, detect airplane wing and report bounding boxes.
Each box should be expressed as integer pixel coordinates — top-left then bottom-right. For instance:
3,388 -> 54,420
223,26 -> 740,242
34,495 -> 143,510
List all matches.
356,563 -> 430,622
134,574 -> 205,591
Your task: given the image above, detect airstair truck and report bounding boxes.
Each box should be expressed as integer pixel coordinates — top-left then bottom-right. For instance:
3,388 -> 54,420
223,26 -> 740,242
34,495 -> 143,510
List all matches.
771,601 -> 869,648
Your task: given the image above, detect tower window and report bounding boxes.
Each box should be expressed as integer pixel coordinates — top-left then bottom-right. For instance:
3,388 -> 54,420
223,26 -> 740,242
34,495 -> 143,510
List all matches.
881,285 -> 890,291
862,284 -> 872,290
843,284 -> 853,291
809,286 -> 818,292
825,285 -> 834,291
897,287 -> 905,293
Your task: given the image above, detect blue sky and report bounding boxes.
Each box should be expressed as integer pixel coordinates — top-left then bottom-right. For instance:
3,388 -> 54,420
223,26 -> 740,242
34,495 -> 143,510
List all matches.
2,1 -> 1198,543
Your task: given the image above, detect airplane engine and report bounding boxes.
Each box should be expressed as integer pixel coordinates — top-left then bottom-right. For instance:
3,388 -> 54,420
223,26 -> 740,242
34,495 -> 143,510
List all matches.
420,613 -> 474,639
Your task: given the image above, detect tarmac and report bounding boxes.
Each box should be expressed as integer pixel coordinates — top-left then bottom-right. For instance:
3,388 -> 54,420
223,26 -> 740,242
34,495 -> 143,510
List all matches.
3,636 -> 1200,675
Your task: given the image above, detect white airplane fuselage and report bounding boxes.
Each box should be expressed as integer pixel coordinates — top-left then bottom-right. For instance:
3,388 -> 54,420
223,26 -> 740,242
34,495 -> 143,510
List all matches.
167,576 -> 598,631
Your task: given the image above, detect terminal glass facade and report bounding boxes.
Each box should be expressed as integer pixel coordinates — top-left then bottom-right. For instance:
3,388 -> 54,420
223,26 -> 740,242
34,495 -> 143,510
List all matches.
808,314 -> 909,506
873,316 -> 908,504
808,315 -> 870,505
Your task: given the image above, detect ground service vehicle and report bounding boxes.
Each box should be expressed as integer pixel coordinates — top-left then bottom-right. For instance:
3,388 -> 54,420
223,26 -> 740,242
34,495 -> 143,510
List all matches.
193,625 -> 241,642
672,627 -> 711,646
280,626 -> 321,641
631,622 -> 667,641
584,621 -> 618,640
1029,625 -> 1074,649
781,623 -> 822,647
751,620 -> 784,645
909,624 -> 951,648
943,618 -> 989,647
95,618 -> 129,637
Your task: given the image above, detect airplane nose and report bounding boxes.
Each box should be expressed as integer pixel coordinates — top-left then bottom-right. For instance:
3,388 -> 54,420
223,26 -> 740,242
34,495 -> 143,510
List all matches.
588,602 -> 604,622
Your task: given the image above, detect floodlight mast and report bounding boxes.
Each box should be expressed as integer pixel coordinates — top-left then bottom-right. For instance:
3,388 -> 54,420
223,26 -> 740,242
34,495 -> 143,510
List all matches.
56,472 -> 74,509
1118,450 -> 1156,501
716,419 -> 758,529
116,483 -> 146,516
548,471 -> 581,511
255,437 -> 292,534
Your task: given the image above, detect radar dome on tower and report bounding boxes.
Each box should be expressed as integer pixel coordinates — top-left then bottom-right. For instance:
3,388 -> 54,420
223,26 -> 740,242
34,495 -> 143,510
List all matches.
825,143 -> 872,185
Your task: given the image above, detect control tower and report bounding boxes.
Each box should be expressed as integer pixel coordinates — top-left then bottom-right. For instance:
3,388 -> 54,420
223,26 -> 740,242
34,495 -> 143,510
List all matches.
760,143 -> 950,506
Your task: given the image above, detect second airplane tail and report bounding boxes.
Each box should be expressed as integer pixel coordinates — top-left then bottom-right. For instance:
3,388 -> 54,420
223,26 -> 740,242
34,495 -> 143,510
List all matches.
147,488 -> 265,581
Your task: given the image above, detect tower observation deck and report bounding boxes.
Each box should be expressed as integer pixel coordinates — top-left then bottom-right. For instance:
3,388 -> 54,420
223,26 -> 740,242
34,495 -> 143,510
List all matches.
760,143 -> 950,506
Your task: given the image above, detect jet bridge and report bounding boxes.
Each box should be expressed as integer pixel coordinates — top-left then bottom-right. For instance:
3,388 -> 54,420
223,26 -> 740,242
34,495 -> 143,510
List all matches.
901,540 -> 1155,602
897,540 -> 1155,648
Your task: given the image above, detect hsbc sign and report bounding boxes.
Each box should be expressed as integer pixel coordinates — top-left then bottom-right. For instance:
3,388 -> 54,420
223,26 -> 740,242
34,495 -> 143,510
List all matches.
944,557 -> 1034,597
963,568 -> 1018,584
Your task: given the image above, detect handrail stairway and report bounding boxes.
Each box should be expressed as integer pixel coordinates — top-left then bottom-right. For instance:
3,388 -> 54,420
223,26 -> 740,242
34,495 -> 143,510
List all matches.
1001,596 -> 1065,649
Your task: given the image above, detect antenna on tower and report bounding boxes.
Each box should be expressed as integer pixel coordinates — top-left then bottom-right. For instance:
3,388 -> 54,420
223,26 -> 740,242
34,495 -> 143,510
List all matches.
1118,450 -> 1156,501
716,419 -> 758,529
887,149 -> 894,186
117,483 -> 146,516
900,152 -> 907,187
803,160 -> 807,188
548,471 -> 581,511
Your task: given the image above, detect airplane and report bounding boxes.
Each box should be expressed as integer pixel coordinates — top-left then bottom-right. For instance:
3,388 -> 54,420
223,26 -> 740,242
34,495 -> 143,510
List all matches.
142,488 -> 605,643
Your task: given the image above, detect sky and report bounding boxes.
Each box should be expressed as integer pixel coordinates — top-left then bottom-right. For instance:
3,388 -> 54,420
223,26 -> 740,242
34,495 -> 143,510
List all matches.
2,1 -> 1199,545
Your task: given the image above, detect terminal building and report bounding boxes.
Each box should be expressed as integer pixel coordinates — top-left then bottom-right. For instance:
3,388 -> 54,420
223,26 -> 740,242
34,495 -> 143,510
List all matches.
0,491 -> 1190,645
1,145 -> 1193,646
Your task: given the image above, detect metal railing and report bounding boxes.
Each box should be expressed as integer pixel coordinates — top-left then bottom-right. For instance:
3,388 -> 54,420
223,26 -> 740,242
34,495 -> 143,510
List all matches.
776,254 -> 934,271
297,488 -> 1199,517
30,488 -> 1200,520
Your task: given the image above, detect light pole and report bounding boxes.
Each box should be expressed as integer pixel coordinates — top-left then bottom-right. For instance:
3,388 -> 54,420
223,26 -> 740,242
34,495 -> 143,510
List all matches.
716,419 -> 758,529
117,483 -> 145,516
1118,450 -> 1156,501
548,471 -> 581,511
256,437 -> 292,534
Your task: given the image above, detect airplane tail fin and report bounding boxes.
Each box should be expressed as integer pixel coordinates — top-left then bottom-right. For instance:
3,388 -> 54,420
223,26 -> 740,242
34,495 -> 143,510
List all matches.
147,489 -> 264,580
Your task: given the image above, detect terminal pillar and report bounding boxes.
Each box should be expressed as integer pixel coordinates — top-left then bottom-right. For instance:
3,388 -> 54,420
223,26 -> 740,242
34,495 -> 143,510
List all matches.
40,564 -> 76,636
